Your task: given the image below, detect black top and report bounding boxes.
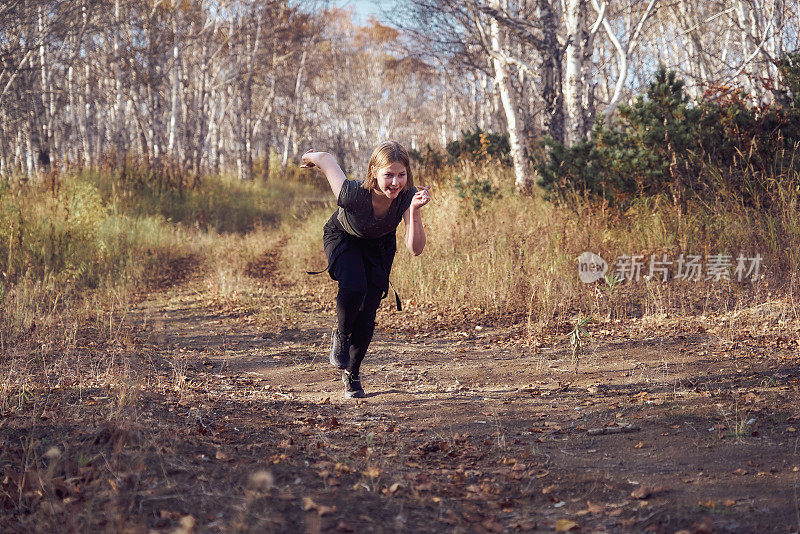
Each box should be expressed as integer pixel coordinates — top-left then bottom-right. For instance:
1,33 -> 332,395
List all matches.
334,179 -> 417,239
320,180 -> 417,292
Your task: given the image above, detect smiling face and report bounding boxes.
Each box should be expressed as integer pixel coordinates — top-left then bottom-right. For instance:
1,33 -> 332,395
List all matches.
363,141 -> 414,194
373,161 -> 408,199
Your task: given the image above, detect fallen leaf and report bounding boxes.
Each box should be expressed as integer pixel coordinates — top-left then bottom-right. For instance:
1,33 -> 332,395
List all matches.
175,515 -> 196,534
555,518 -> 579,532
732,468 -> 747,476
586,501 -> 604,514
630,486 -> 651,499
334,463 -> 351,474
363,467 -> 381,478
317,504 -> 336,516
542,484 -> 557,495
248,470 -> 274,490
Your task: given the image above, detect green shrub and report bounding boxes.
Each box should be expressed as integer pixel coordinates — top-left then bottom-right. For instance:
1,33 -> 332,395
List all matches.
778,50 -> 800,108
452,174 -> 501,212
536,64 -> 800,213
446,128 -> 511,166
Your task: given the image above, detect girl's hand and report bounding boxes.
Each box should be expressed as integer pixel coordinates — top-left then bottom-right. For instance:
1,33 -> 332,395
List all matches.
300,149 -> 324,168
410,186 -> 431,209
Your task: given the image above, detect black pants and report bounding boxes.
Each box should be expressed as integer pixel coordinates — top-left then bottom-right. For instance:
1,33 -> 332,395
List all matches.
331,245 -> 385,377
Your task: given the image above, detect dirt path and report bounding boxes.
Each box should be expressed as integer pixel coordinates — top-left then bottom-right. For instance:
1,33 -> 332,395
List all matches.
122,276 -> 800,533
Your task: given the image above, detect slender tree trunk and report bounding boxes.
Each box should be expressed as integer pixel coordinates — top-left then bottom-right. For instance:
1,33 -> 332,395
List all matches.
564,0 -> 587,146
167,12 -> 180,159
37,5 -> 52,173
282,49 -> 308,177
538,0 -> 564,144
114,0 -> 126,167
254,52 -> 278,183
488,0 -> 529,191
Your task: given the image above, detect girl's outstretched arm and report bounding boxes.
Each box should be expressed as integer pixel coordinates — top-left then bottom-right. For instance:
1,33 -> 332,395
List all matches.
403,186 -> 431,256
301,150 -> 347,198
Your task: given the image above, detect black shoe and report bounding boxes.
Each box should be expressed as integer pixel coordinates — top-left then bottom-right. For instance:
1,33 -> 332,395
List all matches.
329,329 -> 350,369
342,370 -> 365,399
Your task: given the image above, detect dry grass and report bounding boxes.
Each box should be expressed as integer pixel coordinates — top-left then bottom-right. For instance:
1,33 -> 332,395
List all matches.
0,169 -> 321,415
283,162 -> 800,347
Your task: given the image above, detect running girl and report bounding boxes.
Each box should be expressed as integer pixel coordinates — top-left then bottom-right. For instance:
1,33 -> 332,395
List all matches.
301,141 -> 431,398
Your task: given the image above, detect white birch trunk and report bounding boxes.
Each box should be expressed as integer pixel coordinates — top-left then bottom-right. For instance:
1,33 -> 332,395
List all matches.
38,5 -> 50,170
83,61 -> 93,167
564,0 -> 586,146
167,12 -> 180,157
281,49 -> 307,175
488,0 -> 529,191
114,0 -> 126,165
594,0 -> 658,119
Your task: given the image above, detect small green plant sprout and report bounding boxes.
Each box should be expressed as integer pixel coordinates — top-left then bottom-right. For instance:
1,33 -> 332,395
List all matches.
603,273 -> 622,297
602,273 -> 623,320
568,315 -> 593,373
721,401 -> 756,443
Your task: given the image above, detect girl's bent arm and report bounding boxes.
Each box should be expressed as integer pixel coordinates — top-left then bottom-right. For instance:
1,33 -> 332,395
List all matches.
302,151 -> 347,198
403,186 -> 431,256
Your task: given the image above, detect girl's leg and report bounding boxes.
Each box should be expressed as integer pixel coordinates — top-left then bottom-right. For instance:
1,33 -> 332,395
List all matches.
347,283 -> 383,378
328,247 -> 367,370
331,247 -> 368,336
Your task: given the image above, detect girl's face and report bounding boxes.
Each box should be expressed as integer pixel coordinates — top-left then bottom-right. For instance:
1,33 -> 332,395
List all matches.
373,161 -> 408,199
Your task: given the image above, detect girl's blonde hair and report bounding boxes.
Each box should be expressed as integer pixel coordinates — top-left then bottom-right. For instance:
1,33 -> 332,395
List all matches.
362,141 -> 414,191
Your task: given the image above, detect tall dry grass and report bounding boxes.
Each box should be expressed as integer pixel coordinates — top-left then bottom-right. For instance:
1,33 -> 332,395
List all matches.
283,160 -> 800,335
3,155 -> 799,368
0,166 -> 320,396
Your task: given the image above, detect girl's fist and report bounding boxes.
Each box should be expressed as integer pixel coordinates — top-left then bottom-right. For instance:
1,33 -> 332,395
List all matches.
300,149 -> 316,168
411,186 -> 431,209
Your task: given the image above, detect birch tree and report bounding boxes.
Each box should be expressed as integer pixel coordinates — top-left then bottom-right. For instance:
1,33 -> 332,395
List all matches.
2,0 -> 797,184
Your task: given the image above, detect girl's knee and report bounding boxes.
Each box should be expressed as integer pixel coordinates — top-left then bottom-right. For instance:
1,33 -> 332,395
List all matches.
338,284 -> 368,305
364,286 -> 384,309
